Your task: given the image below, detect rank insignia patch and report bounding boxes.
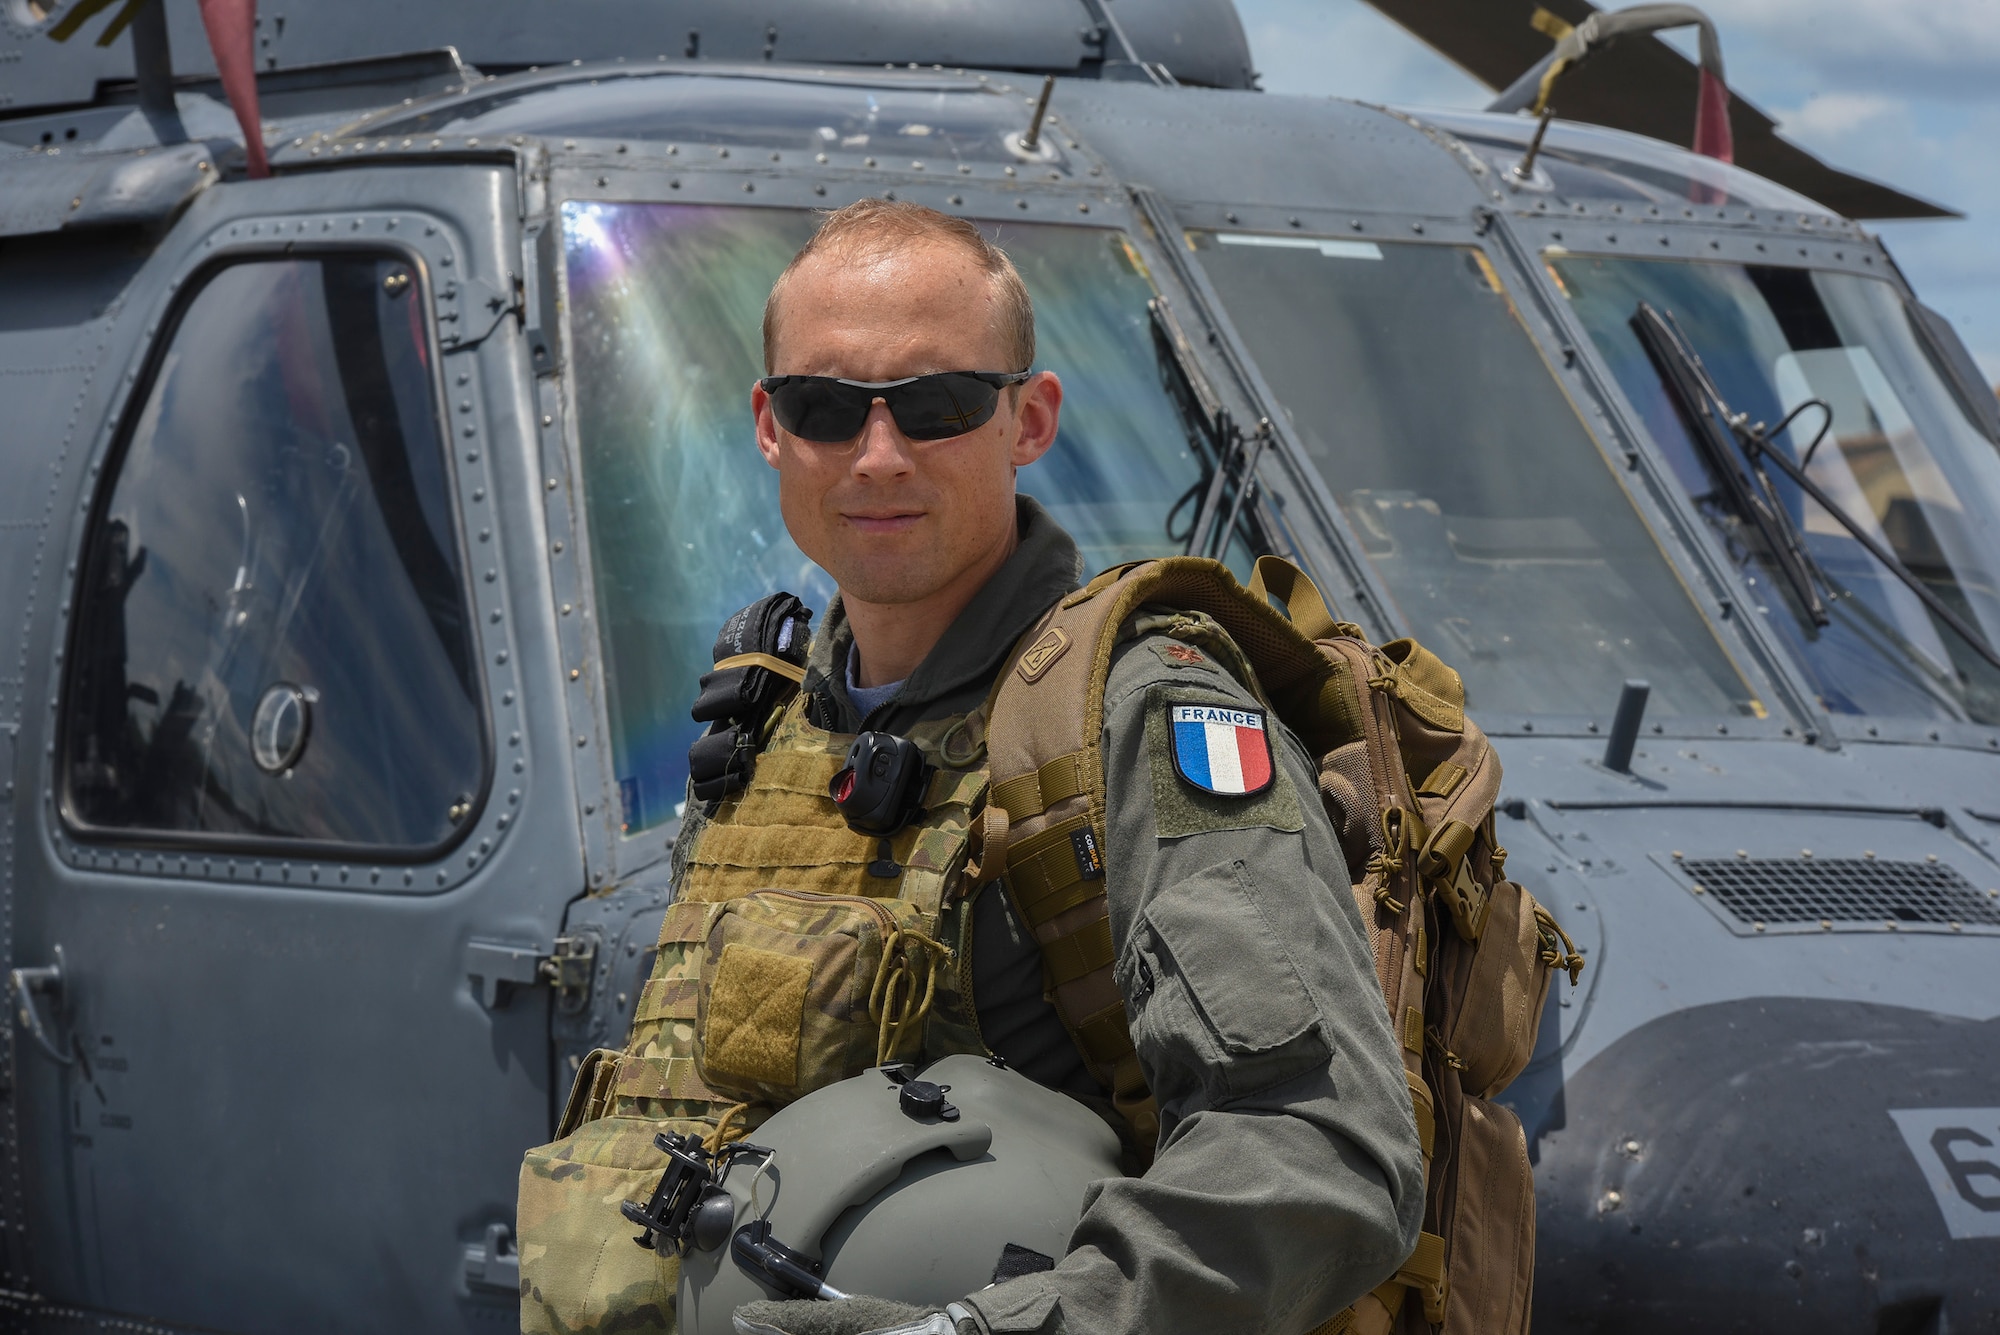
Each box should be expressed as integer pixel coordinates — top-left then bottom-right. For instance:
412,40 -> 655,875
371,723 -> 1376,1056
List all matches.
1168,703 -> 1274,797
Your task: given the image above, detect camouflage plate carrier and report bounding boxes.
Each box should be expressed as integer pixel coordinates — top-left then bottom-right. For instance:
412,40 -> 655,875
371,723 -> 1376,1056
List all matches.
517,554 -> 1581,1335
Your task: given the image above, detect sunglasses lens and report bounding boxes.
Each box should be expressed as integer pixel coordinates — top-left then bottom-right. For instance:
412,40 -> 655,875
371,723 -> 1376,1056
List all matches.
767,374 -> 1014,442
769,379 -> 873,442
890,374 -> 1003,441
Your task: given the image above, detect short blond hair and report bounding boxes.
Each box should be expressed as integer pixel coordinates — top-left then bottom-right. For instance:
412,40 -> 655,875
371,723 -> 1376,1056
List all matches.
763,198 -> 1036,373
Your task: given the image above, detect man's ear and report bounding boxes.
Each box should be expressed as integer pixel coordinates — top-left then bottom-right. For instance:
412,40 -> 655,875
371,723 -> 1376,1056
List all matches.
1009,371 -> 1063,468
752,381 -> 784,470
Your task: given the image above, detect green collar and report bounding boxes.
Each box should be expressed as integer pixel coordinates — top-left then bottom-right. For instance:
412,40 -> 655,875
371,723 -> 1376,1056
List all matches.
808,495 -> 1083,730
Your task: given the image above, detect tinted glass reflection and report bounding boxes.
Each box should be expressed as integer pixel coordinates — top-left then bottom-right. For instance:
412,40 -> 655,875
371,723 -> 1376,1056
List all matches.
64,256 -> 484,848
1555,257 -> 2000,723
1191,231 -> 1757,720
563,203 -> 1203,831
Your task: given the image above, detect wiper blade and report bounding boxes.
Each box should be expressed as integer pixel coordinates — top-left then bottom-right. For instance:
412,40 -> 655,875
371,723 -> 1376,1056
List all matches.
1631,302 -> 1829,626
1633,301 -> 2000,674
1149,296 -> 1268,559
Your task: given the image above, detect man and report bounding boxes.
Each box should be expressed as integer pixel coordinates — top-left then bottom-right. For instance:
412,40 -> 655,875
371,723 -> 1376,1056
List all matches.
525,199 -> 1423,1335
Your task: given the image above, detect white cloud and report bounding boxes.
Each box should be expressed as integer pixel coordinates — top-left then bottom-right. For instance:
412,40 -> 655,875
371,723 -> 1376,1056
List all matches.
1240,0 -> 1488,105
1776,91 -> 1901,138
1697,0 -> 2000,97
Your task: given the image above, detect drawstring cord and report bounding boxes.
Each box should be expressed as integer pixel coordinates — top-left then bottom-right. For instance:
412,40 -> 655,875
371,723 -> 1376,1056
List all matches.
870,927 -> 950,1065
1534,905 -> 1586,984
1367,807 -> 1417,914
705,1101 -> 753,1153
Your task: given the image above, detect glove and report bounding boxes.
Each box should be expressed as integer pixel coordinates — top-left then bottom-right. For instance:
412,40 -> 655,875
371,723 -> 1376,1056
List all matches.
732,1296 -> 980,1335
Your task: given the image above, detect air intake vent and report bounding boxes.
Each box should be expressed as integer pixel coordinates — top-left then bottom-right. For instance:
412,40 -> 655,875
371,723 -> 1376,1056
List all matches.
1678,857 -> 2000,935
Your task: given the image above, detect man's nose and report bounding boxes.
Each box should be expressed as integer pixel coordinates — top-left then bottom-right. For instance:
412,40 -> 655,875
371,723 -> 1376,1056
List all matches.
851,401 -> 915,480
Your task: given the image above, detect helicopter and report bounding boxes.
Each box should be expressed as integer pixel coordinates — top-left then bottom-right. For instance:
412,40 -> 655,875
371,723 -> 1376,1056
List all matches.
2,0 -> 1997,1330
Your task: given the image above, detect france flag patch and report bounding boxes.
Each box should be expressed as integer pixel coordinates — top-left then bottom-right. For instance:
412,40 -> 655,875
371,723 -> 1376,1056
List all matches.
1168,704 -> 1274,797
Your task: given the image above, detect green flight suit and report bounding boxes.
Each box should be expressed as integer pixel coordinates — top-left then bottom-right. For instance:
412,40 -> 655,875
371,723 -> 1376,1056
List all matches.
742,496 -> 1424,1334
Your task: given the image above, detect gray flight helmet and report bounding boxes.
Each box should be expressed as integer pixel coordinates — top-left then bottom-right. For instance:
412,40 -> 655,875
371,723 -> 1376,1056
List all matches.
673,1054 -> 1124,1335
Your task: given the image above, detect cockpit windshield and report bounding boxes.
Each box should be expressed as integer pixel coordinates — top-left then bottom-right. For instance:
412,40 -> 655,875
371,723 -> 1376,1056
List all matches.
1553,257 -> 2000,725
1189,230 -> 1759,722
563,204 -> 1206,832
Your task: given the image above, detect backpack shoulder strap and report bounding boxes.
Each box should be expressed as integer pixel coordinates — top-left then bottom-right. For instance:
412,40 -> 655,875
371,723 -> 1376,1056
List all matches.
982,556 -> 1337,1148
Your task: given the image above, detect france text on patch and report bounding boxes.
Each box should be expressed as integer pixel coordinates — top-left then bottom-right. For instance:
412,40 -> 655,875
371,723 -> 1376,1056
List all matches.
1168,704 -> 1273,797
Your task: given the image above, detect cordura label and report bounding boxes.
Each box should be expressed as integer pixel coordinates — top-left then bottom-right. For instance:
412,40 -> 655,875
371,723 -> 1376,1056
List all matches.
1167,704 -> 1274,797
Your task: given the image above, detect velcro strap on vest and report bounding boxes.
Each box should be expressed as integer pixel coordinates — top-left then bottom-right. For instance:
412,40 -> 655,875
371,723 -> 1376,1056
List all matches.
611,1054 -> 719,1104
715,747 -> 843,798
658,899 -> 712,945
635,975 -> 699,1023
695,823 -> 876,871
1039,917 -> 1115,989
989,751 -> 1090,823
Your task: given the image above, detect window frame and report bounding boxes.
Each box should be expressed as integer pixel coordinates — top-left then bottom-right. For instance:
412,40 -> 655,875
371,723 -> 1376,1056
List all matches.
55,243 -> 496,863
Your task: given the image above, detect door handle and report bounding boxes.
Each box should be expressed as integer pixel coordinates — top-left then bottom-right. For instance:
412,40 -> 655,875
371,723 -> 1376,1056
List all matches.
10,943 -> 73,1065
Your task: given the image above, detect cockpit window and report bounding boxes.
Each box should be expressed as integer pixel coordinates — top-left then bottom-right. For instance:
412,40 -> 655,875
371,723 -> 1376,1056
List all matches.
564,203 -> 1204,832
63,255 -> 485,848
1188,230 -> 1758,721
1554,257 -> 2000,725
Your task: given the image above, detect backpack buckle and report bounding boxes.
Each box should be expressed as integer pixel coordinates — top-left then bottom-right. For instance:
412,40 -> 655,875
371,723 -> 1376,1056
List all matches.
1438,855 -> 1491,941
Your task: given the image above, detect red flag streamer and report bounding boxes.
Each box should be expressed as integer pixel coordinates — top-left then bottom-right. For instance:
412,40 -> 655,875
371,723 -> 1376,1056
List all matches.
197,0 -> 268,178
1693,65 -> 1734,164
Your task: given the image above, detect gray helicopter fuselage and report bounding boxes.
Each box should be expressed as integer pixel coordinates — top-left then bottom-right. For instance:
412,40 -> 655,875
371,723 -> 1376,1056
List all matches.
1,37 -> 1995,1335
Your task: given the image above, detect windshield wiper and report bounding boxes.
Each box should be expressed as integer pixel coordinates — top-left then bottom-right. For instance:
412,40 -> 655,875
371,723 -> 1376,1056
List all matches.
1632,302 -> 1829,626
1633,301 -> 2000,674
1150,295 -> 1269,558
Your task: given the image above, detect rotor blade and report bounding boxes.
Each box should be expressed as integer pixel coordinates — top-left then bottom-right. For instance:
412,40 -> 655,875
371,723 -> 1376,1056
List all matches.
1355,0 -> 1956,219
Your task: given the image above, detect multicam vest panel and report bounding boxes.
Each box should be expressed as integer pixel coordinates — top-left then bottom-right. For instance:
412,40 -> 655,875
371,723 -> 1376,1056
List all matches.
518,694 -> 993,1335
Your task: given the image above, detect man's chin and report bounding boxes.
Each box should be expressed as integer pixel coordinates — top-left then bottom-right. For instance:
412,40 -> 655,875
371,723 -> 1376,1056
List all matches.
829,554 -> 956,609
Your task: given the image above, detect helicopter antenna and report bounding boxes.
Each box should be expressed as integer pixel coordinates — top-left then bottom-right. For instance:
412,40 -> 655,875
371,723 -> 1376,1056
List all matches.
1019,75 -> 1057,153
1511,105 -> 1555,182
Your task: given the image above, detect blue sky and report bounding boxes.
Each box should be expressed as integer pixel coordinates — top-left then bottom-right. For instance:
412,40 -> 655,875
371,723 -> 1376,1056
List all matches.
1234,0 -> 2000,384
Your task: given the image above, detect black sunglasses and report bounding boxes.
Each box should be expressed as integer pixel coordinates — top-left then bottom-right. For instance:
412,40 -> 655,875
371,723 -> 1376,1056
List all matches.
759,370 -> 1033,443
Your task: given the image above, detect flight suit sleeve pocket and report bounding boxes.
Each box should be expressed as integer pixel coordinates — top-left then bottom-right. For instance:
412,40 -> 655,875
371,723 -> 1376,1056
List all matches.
1128,859 -> 1331,1103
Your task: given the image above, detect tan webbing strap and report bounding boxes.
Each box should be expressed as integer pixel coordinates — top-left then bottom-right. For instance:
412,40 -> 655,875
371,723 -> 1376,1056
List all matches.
1306,1277 -> 1406,1335
1073,1002 -> 1136,1065
1040,918 -> 1115,989
1007,820 -> 1105,926
1390,1231 -> 1449,1324
710,651 -> 807,685
610,1053 -> 721,1104
1406,1071 -> 1436,1159
1246,554 -> 1340,641
989,751 -> 1091,822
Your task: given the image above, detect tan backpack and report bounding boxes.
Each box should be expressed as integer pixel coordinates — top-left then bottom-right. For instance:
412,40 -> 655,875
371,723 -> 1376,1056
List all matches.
978,554 -> 1584,1335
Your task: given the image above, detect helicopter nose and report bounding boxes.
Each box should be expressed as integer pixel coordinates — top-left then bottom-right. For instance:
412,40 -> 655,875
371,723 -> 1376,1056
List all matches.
1528,997 -> 2000,1334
